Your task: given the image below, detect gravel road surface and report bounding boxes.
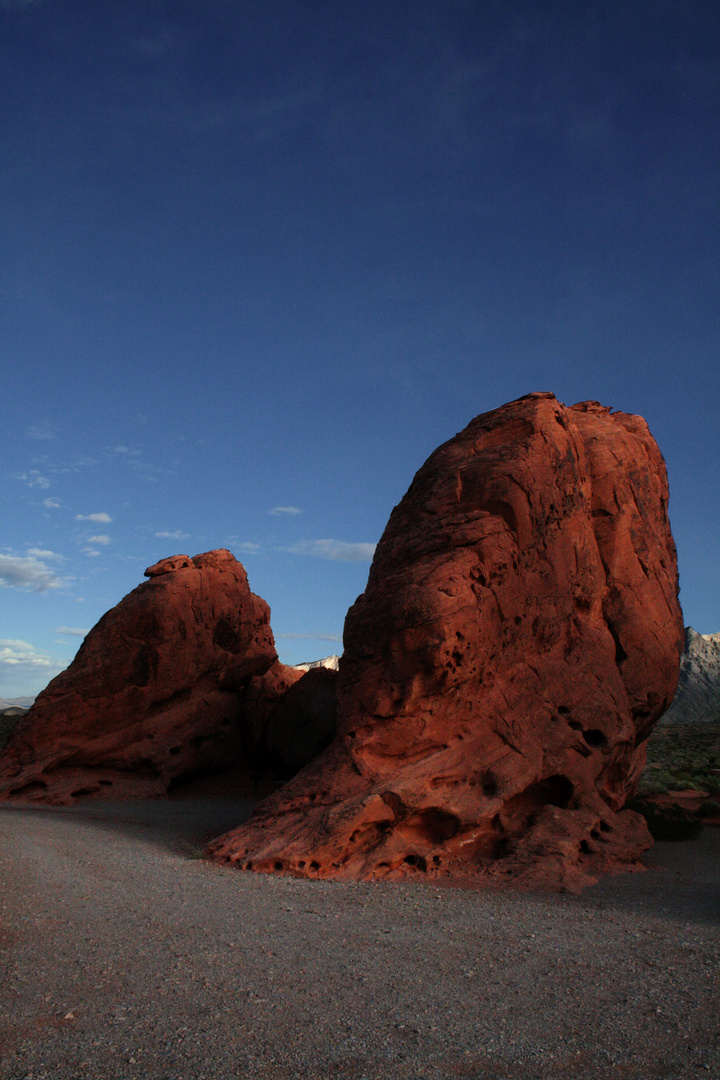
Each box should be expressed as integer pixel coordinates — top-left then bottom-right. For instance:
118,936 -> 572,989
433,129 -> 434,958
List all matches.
1,796 -> 718,1080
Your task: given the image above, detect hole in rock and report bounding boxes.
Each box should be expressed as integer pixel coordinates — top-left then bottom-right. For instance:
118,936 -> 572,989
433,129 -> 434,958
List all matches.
432,855 -> 441,865
403,854 -> 427,871
310,861 -> 320,871
579,839 -> 591,854
297,860 -> 305,868
590,829 -> 600,840
71,786 -> 100,798
557,705 -> 570,715
481,773 -> 498,797
10,780 -> 48,796
169,746 -> 181,756
399,808 -> 459,844
583,729 -> 607,748
273,860 -> 284,871
568,720 -> 582,731
245,861 -> 253,870
500,775 -> 575,833
600,821 -> 612,833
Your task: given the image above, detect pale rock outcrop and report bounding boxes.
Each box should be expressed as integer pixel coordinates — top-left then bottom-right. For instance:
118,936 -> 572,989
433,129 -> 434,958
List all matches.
660,628 -> 720,724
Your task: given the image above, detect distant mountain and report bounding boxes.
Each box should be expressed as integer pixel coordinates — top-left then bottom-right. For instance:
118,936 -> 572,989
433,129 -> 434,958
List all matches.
0,696 -> 35,710
660,627 -> 720,724
294,655 -> 340,673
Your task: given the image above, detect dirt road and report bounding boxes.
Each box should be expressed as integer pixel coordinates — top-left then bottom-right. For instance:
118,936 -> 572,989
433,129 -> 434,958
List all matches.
1,796 -> 718,1079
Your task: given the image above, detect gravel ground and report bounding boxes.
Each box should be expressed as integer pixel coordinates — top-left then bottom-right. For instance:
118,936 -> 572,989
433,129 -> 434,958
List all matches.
0,795 -> 718,1080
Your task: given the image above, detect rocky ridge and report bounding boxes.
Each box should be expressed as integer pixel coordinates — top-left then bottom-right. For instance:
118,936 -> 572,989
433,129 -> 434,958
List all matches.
660,627 -> 720,724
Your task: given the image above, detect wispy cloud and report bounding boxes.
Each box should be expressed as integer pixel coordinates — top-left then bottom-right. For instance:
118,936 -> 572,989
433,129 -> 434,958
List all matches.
26,548 -> 64,561
76,512 -> 112,523
13,470 -> 50,489
284,540 -> 376,563
43,498 -> 60,509
26,422 -> 56,440
0,554 -> 65,592
275,632 -> 343,642
235,541 -> 261,555
55,626 -> 89,637
155,530 -> 189,539
87,534 -> 111,545
270,506 -> 302,516
82,549 -> 101,558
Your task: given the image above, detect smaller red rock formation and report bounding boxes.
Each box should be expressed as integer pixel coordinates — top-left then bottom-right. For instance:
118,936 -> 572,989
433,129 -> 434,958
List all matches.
0,550 -> 277,803
207,394 -> 684,891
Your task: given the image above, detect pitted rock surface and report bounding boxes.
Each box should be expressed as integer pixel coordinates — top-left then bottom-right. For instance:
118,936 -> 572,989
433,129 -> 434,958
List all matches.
0,550 -> 277,803
207,394 -> 684,891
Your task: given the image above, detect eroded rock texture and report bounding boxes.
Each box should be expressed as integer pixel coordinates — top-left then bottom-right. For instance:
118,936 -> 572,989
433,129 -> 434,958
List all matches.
0,550 -> 277,803
208,393 -> 684,891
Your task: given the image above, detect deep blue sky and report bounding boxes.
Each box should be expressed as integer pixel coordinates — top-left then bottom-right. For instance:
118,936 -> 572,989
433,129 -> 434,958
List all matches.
2,0 -> 718,696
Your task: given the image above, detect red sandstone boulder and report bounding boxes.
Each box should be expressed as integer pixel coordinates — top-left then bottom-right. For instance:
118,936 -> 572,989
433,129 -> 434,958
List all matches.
0,550 -> 277,803
207,393 -> 684,891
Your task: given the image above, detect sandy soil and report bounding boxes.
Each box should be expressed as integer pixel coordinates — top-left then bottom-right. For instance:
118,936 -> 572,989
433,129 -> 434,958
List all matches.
0,793 -> 718,1080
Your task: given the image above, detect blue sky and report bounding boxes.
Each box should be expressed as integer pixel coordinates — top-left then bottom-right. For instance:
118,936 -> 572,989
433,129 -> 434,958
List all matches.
2,0 -> 718,697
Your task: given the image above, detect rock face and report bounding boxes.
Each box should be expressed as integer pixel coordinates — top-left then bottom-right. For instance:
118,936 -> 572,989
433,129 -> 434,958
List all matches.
208,393 -> 684,891
0,550 -> 277,803
660,628 -> 720,724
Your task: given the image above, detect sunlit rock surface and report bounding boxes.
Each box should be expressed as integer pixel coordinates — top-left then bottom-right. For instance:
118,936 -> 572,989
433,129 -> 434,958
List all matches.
208,393 -> 684,891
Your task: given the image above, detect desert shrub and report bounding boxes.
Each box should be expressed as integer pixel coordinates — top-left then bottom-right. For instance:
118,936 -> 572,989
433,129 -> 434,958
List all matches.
639,720 -> 720,796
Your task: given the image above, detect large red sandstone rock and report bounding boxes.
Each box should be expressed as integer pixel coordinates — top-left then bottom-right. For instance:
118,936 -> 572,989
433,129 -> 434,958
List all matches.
0,550 -> 277,803
208,393 -> 684,891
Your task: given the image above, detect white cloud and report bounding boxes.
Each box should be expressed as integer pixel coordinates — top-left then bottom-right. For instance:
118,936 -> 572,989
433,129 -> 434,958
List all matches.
55,626 -> 89,637
13,470 -> 50,489
0,554 -> 64,592
284,540 -> 376,563
270,506 -> 302,516
114,445 -> 130,453
0,640 -> 68,696
82,549 -> 101,557
43,498 -> 60,509
26,548 -> 64,561
155,530 -> 189,539
87,534 -> 111,545
76,512 -> 112,523
26,423 -> 55,440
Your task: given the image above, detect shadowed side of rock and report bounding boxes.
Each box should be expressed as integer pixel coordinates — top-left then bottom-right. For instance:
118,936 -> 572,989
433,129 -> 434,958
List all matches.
207,393 -> 684,892
0,550 -> 278,803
